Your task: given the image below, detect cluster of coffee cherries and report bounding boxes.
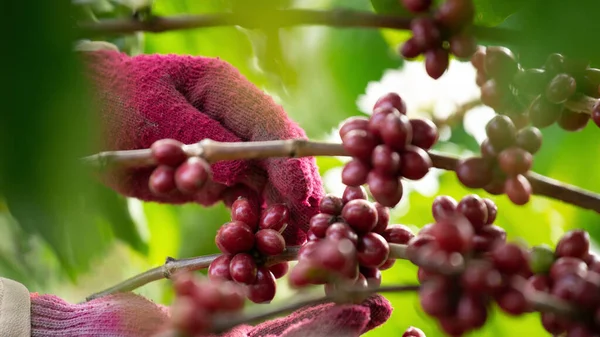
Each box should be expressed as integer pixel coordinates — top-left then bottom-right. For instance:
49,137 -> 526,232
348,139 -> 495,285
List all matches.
340,92 -> 438,208
456,115 -> 542,205
399,0 -> 477,79
147,139 -> 211,196
289,185 -> 415,293
169,272 -> 245,336
403,326 -> 426,337
527,230 -> 600,336
473,46 -> 600,131
207,198 -> 290,303
407,195 -> 539,335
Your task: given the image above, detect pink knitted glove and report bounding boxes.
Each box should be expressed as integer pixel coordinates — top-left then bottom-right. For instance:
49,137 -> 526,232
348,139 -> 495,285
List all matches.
29,292 -> 392,337
82,50 -> 324,244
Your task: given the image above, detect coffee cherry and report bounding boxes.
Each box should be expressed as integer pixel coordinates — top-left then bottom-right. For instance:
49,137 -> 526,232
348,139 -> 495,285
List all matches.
556,230 -> 590,259
374,92 -> 407,114
269,262 -> 289,279
342,199 -> 378,234
357,232 -> 390,268
149,165 -> 177,195
342,129 -> 378,161
247,267 -> 276,303
367,171 -> 404,207
432,195 -> 458,221
485,115 -> 517,151
208,254 -> 233,281
411,17 -> 442,50
550,257 -> 587,280
175,157 -> 210,194
504,174 -> 531,205
409,118 -> 439,150
425,48 -> 449,79
471,47 -> 486,72
380,111 -> 413,151
372,144 -> 401,175
341,159 -> 370,187
400,145 -> 432,180
231,198 -> 259,231
383,224 -> 415,244
473,225 -> 507,252
449,32 -> 478,59
255,229 -> 286,256
593,101 -> 600,127
484,47 -> 518,82
372,203 -> 390,234
151,139 -> 186,167
545,73 -> 577,104
419,278 -> 455,317
400,37 -> 424,59
457,194 -> 488,230
544,53 -> 564,75
435,0 -> 475,31
558,109 -> 590,132
402,0 -> 432,13
528,95 -> 563,128
326,222 -> 359,246
492,243 -> 528,274
513,68 -> 548,95
369,108 -> 396,139
498,147 -> 533,176
342,186 -> 368,203
483,198 -> 497,225
319,195 -> 344,215
457,293 -> 488,329
496,288 -> 529,315
456,157 -> 493,188
229,253 -> 257,284
428,215 -> 474,253
339,117 -> 369,139
215,221 -> 255,254
403,326 -> 426,337
515,127 -> 543,154
309,213 -> 334,239
260,204 -> 289,232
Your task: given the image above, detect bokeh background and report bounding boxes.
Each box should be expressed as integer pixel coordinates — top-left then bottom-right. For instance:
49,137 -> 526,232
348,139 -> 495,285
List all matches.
2,0 -> 600,336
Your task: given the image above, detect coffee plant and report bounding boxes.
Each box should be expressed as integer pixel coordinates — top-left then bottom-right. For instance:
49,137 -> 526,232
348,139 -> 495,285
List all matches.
4,0 -> 600,336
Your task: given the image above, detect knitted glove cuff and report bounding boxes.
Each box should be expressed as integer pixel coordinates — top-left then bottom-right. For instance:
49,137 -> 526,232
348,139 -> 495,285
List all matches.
30,292 -> 169,337
0,277 -> 31,337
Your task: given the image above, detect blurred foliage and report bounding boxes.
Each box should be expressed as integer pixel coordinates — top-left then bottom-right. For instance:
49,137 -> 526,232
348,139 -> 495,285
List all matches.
1,0 -> 600,336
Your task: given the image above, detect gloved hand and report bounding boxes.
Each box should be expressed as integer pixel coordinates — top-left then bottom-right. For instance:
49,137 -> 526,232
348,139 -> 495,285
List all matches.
28,291 -> 392,337
81,50 -> 324,244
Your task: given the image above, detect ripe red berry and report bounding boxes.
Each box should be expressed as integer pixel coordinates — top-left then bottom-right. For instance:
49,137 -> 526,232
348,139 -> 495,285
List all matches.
491,243 -> 528,274
528,95 -> 563,128
400,37 -> 424,59
485,115 -> 517,151
498,147 -> 533,176
504,174 -> 532,205
149,165 -> 177,195
484,46 -> 518,83
372,203 -> 390,234
456,157 -> 493,188
545,73 -> 577,104
175,157 -> 210,194
380,111 -> 413,151
269,262 -> 289,279
402,0 -> 432,13
342,129 -> 378,161
326,222 -> 359,246
231,198 -> 259,231
357,232 -> 390,268
309,213 -> 334,239
342,186 -> 368,203
208,254 -> 233,282
373,92 -> 407,114
556,230 -> 590,259
341,199 -> 378,234
339,117 -> 369,139
409,118 -> 439,150
229,253 -> 258,284
215,221 -> 255,254
432,195 -> 458,221
319,195 -> 344,215
255,229 -> 286,256
425,48 -> 449,79
428,215 -> 474,253
411,17 -> 442,50
435,0 -> 475,31
399,145 -> 432,180
457,194 -> 489,230
151,139 -> 186,167
367,171 -> 404,207
259,204 -> 290,232
247,267 -> 276,303
403,326 -> 426,337
371,144 -> 401,175
558,109 -> 590,132
341,159 -> 370,187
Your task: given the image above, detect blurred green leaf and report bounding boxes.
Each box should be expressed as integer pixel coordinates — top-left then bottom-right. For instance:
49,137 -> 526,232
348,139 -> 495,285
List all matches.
370,0 -> 412,15
285,0 -> 402,137
176,203 -> 230,260
94,184 -> 148,255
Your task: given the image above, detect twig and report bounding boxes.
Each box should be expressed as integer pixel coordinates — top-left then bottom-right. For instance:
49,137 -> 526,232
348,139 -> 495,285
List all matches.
85,247 -> 302,301
81,139 -> 600,213
77,9 -> 518,45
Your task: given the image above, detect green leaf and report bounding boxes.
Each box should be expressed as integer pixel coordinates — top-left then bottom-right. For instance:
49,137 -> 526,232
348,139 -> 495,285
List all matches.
94,184 -> 148,255
176,203 -> 230,260
472,0 -> 529,27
